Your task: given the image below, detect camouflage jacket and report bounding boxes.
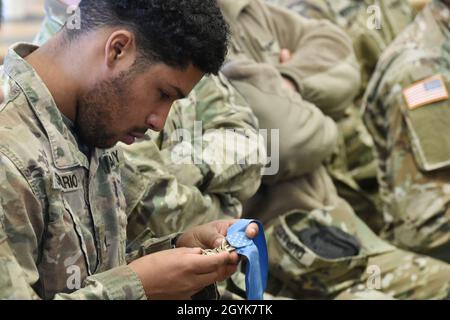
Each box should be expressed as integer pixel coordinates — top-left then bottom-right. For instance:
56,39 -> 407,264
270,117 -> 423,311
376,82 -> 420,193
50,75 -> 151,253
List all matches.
0,44 -> 179,300
35,0 -> 266,240
267,0 -> 416,98
363,0 -> 450,251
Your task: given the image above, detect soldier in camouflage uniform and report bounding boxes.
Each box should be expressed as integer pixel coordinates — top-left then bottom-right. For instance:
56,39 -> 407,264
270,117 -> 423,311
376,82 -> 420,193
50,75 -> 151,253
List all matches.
0,0 -> 259,300
35,0 -> 450,299
217,0 -> 360,208
265,0 -> 418,232
217,0 -> 450,299
39,1 -> 351,244
35,0 -> 266,240
268,0 -> 418,231
363,0 -> 450,262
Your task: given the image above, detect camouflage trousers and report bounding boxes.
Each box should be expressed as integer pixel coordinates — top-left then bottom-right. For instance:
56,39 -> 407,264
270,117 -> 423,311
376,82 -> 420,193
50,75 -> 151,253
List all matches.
336,249 -> 450,300
266,240 -> 450,300
240,167 -> 450,300
378,173 -> 450,264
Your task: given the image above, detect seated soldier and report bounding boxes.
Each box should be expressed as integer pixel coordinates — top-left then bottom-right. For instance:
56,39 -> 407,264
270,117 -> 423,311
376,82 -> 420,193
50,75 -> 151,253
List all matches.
0,0 -> 259,300
35,0 -> 266,240
37,0 -> 450,299
217,0 -> 450,299
265,0 -> 418,232
363,0 -> 450,263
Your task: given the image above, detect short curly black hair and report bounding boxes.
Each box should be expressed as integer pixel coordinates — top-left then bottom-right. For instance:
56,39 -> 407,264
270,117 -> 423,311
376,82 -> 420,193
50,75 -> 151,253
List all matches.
69,0 -> 229,74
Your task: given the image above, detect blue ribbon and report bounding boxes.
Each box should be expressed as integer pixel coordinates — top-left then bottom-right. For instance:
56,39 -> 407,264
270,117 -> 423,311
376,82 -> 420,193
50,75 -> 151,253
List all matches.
226,219 -> 268,300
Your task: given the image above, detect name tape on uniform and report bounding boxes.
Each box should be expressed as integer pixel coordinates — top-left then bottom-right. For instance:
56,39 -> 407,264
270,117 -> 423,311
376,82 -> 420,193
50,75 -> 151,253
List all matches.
53,171 -> 81,192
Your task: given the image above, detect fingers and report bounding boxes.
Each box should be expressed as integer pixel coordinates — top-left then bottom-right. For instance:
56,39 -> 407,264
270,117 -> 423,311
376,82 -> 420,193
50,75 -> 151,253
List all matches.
192,251 -> 235,273
279,48 -> 292,64
217,263 -> 239,282
213,236 -> 225,248
194,261 -> 238,286
216,219 -> 236,236
211,219 -> 236,247
207,219 -> 260,249
245,222 -> 259,238
228,251 -> 239,264
176,247 -> 203,255
178,251 -> 237,289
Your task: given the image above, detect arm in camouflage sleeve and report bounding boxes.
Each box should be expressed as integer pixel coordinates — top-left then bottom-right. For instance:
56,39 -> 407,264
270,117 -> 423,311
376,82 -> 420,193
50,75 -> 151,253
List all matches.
0,155 -> 146,300
363,48 -> 450,255
158,74 -> 265,199
121,74 -> 266,239
222,58 -> 338,183
266,2 -> 361,120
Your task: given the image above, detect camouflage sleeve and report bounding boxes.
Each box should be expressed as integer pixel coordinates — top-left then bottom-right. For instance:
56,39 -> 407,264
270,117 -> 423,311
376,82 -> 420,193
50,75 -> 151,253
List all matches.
0,155 -> 146,300
363,51 -> 450,253
157,74 -> 265,200
121,74 -> 265,238
266,2 -> 361,120
222,58 -> 338,183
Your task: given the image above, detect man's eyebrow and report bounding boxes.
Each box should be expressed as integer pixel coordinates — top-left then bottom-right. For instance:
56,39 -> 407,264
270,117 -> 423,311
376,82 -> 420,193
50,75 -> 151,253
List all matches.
170,85 -> 187,99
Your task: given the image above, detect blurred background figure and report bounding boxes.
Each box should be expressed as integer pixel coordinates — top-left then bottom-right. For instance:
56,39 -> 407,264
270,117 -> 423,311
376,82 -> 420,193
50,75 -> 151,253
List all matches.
34,0 -> 80,45
410,0 -> 432,10
0,0 -> 45,63
265,0 -> 420,233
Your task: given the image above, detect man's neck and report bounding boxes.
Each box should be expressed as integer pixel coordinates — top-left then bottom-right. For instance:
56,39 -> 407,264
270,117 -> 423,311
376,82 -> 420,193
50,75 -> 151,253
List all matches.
25,35 -> 79,123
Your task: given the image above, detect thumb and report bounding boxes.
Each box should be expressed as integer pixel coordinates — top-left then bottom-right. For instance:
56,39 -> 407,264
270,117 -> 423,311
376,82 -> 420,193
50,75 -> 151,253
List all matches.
279,48 -> 292,64
213,236 -> 226,248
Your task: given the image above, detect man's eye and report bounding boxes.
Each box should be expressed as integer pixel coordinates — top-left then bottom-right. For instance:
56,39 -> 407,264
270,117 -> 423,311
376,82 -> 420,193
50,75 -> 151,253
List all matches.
159,90 -> 170,100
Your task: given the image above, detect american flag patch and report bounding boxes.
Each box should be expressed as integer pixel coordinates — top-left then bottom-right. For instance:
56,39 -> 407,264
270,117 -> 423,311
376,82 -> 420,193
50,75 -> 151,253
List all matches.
403,74 -> 449,110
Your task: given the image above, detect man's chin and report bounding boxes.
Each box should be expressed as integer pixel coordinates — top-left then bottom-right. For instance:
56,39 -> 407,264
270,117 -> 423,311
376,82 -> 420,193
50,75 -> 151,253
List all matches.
80,133 -> 130,149
87,138 -> 119,150
118,134 -> 136,146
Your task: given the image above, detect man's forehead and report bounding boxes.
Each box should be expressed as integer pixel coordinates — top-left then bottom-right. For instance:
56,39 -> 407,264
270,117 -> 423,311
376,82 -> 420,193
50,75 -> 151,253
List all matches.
156,63 -> 203,94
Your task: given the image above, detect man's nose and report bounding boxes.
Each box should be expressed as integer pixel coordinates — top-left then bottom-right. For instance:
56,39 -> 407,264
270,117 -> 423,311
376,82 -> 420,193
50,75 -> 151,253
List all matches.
145,113 -> 167,132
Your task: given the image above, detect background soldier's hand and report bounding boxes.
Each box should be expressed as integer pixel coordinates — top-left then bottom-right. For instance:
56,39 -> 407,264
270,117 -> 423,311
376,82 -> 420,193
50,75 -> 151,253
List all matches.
129,247 -> 238,300
279,48 -> 292,64
279,48 -> 298,92
175,219 -> 259,249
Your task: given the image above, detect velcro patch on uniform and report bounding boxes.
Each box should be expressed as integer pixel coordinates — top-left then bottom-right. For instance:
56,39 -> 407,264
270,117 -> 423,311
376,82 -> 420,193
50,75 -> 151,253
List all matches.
53,171 -> 81,192
100,150 -> 121,174
403,74 -> 449,110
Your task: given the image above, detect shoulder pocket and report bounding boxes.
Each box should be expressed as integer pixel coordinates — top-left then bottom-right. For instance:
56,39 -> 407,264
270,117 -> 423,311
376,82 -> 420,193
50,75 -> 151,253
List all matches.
401,74 -> 450,171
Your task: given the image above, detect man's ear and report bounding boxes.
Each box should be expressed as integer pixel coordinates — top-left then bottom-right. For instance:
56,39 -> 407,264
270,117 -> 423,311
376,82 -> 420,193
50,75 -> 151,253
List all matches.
104,30 -> 137,69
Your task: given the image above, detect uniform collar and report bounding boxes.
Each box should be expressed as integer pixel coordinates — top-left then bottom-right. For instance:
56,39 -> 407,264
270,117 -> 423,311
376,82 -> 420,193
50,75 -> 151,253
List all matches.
3,43 -> 90,170
218,0 -> 250,21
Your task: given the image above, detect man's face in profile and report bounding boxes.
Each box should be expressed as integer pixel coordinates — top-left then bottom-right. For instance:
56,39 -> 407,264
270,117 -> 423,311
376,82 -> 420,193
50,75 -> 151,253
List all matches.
75,61 -> 203,149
